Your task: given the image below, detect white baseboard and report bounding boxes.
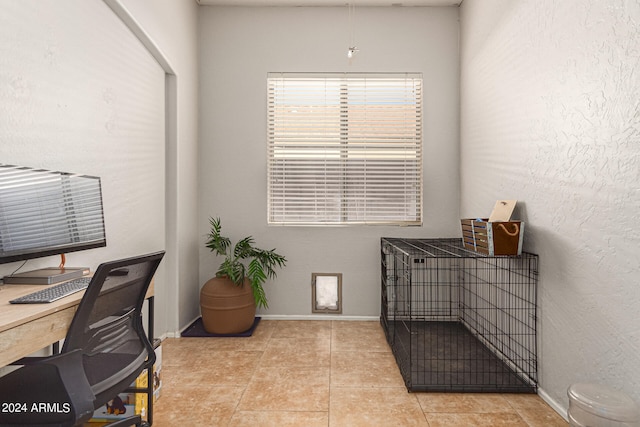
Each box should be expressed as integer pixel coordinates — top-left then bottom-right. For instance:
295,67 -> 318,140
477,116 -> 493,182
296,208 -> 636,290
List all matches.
163,314 -> 201,338
259,314 -> 379,321
538,387 -> 569,421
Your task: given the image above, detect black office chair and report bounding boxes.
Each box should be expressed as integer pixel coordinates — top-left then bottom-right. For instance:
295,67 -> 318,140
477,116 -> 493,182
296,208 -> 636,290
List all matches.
0,251 -> 165,427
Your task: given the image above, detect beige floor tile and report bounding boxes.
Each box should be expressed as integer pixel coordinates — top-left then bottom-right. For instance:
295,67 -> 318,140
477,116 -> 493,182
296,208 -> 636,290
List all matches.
503,393 -> 568,425
152,384 -> 244,426
416,392 -> 515,413
162,350 -> 262,386
331,350 -> 405,387
184,320 -> 277,352
238,365 -> 330,412
425,412 -> 529,427
160,337 -> 207,366
164,320 -> 275,354
271,320 -> 332,339
153,322 -> 569,426
198,336 -> 273,351
261,336 -> 331,367
330,386 -> 428,426
503,393 -> 554,410
229,410 -> 328,426
517,408 -> 569,427
331,320 -> 383,331
331,323 -> 390,352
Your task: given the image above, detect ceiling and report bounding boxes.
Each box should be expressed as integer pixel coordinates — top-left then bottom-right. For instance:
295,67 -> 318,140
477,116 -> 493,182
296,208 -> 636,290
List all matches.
196,0 -> 462,6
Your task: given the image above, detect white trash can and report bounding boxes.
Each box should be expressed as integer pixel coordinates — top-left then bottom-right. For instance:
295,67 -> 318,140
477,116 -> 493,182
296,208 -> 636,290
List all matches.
568,383 -> 640,427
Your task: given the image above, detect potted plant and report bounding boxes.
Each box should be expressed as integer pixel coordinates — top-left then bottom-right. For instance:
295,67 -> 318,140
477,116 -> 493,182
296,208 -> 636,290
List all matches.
200,217 -> 287,334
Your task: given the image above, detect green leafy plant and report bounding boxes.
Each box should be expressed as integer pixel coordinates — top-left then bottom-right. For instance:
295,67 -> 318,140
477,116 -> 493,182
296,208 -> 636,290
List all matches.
205,217 -> 287,308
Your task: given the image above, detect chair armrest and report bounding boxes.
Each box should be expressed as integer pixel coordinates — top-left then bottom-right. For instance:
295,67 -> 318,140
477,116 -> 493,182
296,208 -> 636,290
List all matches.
0,349 -> 95,426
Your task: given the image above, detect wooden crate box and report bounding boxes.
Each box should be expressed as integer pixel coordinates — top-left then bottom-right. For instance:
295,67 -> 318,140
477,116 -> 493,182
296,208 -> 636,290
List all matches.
461,218 -> 524,256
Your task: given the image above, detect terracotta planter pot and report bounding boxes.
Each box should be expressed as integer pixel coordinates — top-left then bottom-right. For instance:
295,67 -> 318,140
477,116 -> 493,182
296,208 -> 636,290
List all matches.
200,276 -> 256,334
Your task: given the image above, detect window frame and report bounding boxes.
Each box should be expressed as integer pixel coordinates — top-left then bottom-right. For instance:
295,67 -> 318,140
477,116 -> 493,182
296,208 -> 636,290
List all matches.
267,72 -> 423,226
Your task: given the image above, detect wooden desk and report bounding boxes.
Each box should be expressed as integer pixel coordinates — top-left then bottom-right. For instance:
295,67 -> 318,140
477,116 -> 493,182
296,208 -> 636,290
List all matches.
0,280 -> 154,368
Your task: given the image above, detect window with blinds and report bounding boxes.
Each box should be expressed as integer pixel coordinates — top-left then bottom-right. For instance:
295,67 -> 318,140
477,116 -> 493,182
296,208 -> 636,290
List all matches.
267,73 -> 423,225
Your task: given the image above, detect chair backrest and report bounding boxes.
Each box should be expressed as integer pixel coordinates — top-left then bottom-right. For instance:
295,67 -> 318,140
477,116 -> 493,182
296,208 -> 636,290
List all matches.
61,250 -> 165,408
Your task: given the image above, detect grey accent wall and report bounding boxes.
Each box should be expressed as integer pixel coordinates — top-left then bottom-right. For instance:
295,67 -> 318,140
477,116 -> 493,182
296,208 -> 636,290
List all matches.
198,6 -> 461,317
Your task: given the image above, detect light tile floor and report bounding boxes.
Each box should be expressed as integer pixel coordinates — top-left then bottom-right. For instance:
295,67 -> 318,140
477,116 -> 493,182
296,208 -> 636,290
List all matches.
152,320 -> 567,426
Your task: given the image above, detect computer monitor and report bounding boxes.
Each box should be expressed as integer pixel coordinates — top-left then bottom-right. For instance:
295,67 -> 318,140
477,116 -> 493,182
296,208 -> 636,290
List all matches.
0,164 -> 107,282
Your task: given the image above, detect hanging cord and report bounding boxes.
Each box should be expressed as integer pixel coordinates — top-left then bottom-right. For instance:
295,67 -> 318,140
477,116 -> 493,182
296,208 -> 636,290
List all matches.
349,3 -> 355,47
347,3 -> 358,58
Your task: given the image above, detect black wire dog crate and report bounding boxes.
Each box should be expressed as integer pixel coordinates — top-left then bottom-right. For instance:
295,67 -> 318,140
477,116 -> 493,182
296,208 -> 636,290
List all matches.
381,238 -> 538,393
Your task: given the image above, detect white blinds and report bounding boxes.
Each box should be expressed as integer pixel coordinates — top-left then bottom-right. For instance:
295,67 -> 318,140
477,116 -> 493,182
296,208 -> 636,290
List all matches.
267,73 -> 423,225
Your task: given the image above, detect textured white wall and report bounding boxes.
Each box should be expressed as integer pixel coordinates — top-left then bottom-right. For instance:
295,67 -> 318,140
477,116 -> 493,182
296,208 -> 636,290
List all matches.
460,0 -> 640,411
0,0 -> 165,271
198,6 -> 460,317
116,0 -> 201,335
0,0 -> 200,337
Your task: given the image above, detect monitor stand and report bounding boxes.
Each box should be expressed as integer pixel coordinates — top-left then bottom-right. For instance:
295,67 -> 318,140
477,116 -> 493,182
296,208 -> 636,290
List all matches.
3,267 -> 90,285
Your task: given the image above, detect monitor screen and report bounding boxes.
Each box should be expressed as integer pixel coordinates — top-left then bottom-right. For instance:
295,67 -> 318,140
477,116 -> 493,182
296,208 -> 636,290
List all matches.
0,165 -> 107,264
